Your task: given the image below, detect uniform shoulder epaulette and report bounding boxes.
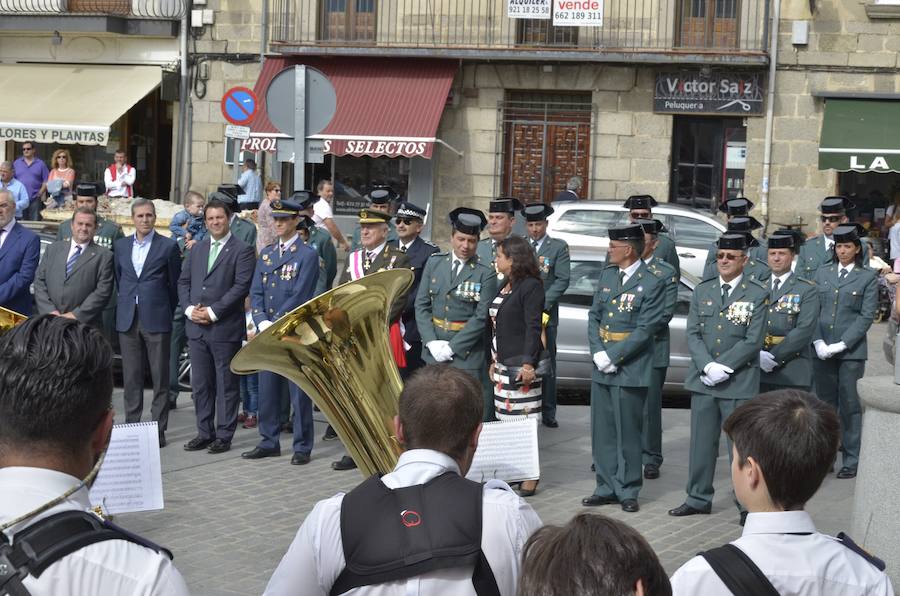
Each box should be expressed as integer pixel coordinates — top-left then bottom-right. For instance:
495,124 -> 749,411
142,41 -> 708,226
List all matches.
602,263 -> 618,271
795,276 -> 816,286
746,277 -> 768,290
696,277 -> 719,287
834,532 -> 886,571
428,250 -> 448,259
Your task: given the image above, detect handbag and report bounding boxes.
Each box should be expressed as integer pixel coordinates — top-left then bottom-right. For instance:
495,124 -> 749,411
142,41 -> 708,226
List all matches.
502,350 -> 552,379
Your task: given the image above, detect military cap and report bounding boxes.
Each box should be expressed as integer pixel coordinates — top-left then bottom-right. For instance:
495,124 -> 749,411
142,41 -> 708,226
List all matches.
635,218 -> 667,235
771,228 -> 806,247
358,209 -> 392,225
289,190 -> 317,210
216,184 -> 242,201
369,186 -> 399,205
75,183 -> 98,198
396,201 -> 427,220
719,197 -> 755,216
608,223 -> 644,241
449,207 -> 487,236
521,203 -> 554,221
297,215 -> 316,230
488,197 -> 522,214
622,194 -> 658,210
717,233 -> 749,251
727,216 -> 763,232
207,191 -> 236,213
270,199 -> 302,219
766,233 -> 796,250
832,223 -> 866,245
819,196 -> 854,214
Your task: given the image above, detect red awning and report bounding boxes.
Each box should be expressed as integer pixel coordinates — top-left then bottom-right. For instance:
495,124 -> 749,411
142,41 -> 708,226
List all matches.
250,57 -> 458,159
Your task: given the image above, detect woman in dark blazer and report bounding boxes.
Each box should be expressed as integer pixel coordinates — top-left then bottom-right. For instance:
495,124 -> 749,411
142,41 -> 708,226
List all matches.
488,235 -> 545,496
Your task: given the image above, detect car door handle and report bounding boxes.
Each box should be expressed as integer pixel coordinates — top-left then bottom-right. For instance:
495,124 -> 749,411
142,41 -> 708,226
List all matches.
678,253 -> 696,258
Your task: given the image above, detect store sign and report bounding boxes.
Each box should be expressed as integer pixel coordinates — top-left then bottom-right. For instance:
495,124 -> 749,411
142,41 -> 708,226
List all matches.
240,137 -> 278,153
848,154 -> 898,171
0,125 -> 108,146
553,0 -> 603,26
322,138 -> 433,158
508,0 -> 551,18
654,71 -> 765,115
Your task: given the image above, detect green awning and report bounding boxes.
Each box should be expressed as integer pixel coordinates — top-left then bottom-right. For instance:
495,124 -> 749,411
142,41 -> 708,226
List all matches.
818,99 -> 900,173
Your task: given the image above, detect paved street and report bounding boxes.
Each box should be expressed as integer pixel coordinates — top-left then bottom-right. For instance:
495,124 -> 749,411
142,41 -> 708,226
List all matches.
117,323 -> 895,596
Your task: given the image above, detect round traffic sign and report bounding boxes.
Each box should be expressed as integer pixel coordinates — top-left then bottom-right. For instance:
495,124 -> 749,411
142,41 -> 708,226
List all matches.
266,66 -> 336,137
221,87 -> 258,126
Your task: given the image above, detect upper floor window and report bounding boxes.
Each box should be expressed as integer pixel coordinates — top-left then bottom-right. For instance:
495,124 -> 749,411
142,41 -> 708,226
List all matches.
515,19 -> 578,47
321,0 -> 376,43
677,0 -> 740,49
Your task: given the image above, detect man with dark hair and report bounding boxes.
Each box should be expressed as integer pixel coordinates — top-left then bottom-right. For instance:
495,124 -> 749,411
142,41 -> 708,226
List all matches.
671,390 -> 894,595
104,149 -> 135,198
210,187 -> 258,248
13,141 -> 48,220
476,197 -> 521,284
702,217 -> 769,282
519,513 -> 671,596
799,196 -> 870,277
56,183 -> 124,250
0,315 -> 189,595
263,364 -> 542,595
623,194 -> 680,279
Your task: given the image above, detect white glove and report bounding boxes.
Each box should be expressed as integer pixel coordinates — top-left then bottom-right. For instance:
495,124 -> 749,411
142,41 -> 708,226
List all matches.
426,341 -> 453,362
813,340 -> 830,360
592,351 -> 611,372
826,341 -> 847,356
437,342 -> 455,362
602,363 -> 618,374
701,374 -> 717,387
759,351 -> 777,373
257,320 -> 273,333
702,362 -> 734,385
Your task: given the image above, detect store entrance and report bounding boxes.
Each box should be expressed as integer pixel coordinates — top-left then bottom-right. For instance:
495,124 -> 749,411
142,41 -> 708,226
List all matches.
670,115 -> 746,213
838,170 -> 900,258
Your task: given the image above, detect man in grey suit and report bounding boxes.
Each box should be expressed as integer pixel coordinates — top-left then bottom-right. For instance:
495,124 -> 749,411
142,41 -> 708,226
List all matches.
34,208 -> 114,328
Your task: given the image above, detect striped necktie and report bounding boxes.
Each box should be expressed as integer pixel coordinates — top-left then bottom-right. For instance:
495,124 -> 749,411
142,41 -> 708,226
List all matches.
66,245 -> 82,277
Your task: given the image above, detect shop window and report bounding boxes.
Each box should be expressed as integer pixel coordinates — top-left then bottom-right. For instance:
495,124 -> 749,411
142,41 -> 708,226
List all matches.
670,116 -> 745,212
515,19 -> 578,47
328,155 -> 410,216
68,0 -> 130,14
676,0 -> 740,49
321,0 -> 376,43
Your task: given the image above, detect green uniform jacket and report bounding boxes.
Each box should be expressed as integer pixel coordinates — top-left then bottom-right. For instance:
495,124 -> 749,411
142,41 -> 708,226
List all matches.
798,235 -> 871,278
645,258 -> 679,369
702,249 -> 769,283
813,263 -> 878,361
57,216 -> 124,251
535,235 -> 570,324
415,253 -> 498,370
339,244 -> 411,322
685,276 -> 769,399
307,225 -> 337,295
654,233 -> 681,279
350,221 -> 398,252
761,274 -> 820,388
231,216 -> 258,249
587,262 -> 667,387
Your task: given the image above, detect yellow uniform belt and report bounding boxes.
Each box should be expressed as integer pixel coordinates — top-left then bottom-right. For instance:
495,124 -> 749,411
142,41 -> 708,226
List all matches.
764,334 -> 785,347
433,317 -> 467,332
599,329 -> 631,342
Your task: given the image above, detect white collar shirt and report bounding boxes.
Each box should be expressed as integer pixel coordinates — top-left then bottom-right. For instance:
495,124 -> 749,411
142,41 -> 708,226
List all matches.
68,239 -> 89,262
824,235 -> 835,252
0,467 -> 189,596
643,255 -> 654,266
770,271 -> 791,290
365,241 -> 387,260
263,449 -> 543,596
530,235 -> 547,252
618,259 -> 642,286
0,218 -> 15,249
279,233 -> 299,255
131,230 -> 155,278
718,273 -> 743,297
398,238 -> 416,252
670,511 -> 894,596
839,262 -> 855,277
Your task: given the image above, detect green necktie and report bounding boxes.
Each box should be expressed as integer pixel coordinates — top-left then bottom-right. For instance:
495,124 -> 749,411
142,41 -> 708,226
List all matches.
207,240 -> 221,273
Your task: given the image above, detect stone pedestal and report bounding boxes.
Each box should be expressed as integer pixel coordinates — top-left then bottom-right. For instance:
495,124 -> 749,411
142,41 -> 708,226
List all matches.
852,376 -> 900,586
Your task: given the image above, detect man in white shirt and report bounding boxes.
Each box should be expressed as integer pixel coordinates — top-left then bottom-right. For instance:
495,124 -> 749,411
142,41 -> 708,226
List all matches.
237,158 -> 262,208
0,315 -> 189,596
671,389 -> 894,596
264,364 -> 542,595
313,179 -> 350,251
103,149 -> 136,198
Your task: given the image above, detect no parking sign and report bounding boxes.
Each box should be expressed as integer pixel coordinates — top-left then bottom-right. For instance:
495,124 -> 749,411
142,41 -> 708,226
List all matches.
221,87 -> 258,126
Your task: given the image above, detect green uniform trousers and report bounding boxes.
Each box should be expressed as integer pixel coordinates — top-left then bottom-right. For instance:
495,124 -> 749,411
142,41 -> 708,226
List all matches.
542,325 -> 559,423
813,358 -> 865,470
591,382 -> 646,501
685,393 -> 743,511
760,382 -> 812,394
641,367 -> 665,467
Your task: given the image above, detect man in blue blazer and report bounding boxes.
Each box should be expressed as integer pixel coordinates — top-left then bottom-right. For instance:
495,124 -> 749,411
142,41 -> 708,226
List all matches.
178,198 -> 256,454
114,199 -> 181,446
0,190 -> 40,316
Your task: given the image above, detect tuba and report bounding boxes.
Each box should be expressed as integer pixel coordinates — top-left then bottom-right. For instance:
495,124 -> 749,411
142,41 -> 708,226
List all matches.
231,268 -> 414,476
0,306 -> 27,336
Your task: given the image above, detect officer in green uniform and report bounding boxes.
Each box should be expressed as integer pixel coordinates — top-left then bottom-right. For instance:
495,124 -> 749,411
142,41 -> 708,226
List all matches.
581,223 -> 667,513
348,186 -> 399,252
635,218 -> 678,481
521,203 -> 570,428
293,190 -> 337,295
476,197 -> 522,286
758,232 -> 820,393
702,216 -> 769,281
669,233 -> 769,519
714,197 -> 768,261
415,207 -> 498,421
56,183 -> 125,249
213,185 -> 258,248
799,196 -> 871,278
623,194 -> 680,278
812,224 -> 878,480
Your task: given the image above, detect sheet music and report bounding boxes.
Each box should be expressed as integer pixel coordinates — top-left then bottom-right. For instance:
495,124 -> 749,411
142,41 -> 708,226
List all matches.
89,422 -> 164,515
465,418 -> 540,483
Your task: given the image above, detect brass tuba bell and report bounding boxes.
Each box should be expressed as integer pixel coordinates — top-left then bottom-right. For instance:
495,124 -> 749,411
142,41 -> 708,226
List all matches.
231,268 -> 414,476
0,306 -> 27,336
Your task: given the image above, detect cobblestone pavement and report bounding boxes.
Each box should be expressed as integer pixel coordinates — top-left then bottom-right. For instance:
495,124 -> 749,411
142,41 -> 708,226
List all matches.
116,324 -> 894,595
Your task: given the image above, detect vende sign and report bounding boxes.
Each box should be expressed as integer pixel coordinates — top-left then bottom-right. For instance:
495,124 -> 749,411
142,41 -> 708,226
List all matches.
322,138 -> 434,158
553,0 -> 603,26
240,137 -> 278,153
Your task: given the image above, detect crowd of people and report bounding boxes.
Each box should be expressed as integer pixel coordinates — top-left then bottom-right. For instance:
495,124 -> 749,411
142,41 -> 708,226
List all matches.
0,175 -> 897,594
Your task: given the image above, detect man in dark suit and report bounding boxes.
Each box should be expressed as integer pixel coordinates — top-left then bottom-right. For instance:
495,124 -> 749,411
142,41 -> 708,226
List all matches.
114,199 -> 181,446
179,198 -> 256,454
553,175 -> 582,203
389,201 -> 439,378
34,208 -> 114,327
0,190 -> 40,316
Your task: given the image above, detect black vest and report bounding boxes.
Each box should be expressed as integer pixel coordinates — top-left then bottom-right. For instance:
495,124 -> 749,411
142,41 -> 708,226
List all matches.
331,472 -> 500,596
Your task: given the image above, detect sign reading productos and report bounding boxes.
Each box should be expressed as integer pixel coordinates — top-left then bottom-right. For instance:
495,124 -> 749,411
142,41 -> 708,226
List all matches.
654,70 -> 765,115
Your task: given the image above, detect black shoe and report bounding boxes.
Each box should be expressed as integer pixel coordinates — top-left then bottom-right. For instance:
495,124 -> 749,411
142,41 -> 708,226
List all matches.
207,439 -> 231,454
158,434 -> 167,448
168,398 -> 177,410
739,511 -> 749,526
590,463 -> 595,472
836,467 -> 857,479
542,418 -> 559,428
621,499 -> 640,513
332,455 -> 357,471
643,464 -> 660,479
582,495 -> 618,507
241,446 -> 281,459
291,452 -> 311,465
183,436 -> 214,451
323,426 -> 339,441
668,503 -> 712,517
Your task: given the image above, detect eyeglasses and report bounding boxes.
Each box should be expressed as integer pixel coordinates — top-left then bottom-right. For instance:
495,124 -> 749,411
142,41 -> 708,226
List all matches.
22,147 -> 33,151
820,215 -> 842,223
716,252 -> 742,261
630,211 -> 651,219
57,156 -> 67,160
395,218 -> 414,225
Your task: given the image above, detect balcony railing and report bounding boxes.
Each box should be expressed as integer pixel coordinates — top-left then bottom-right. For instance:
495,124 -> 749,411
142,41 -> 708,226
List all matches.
270,0 -> 769,60
0,0 -> 185,18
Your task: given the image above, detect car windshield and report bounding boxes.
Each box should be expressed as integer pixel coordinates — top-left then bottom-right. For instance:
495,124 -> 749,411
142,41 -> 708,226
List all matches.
560,259 -> 607,306
553,209 -> 624,237
670,215 -> 721,249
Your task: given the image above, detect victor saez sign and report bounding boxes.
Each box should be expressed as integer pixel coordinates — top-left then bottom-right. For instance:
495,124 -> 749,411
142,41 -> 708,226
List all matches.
654,71 -> 765,115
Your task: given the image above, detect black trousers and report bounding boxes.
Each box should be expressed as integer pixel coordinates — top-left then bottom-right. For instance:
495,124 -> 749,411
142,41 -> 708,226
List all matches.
400,341 -> 426,381
119,316 -> 171,433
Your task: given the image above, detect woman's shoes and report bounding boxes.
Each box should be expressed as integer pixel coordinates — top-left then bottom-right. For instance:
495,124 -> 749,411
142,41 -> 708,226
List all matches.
517,480 -> 539,497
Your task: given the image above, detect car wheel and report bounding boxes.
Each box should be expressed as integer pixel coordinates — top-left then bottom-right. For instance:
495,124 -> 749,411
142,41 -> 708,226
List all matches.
177,349 -> 192,393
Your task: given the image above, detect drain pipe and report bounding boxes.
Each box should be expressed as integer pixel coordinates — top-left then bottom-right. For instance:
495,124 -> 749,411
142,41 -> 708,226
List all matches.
760,0 -> 781,234
172,4 -> 190,203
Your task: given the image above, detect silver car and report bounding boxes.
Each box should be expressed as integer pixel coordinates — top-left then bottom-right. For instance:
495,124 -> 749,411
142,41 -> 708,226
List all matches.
547,200 -> 726,278
555,248 -> 699,395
